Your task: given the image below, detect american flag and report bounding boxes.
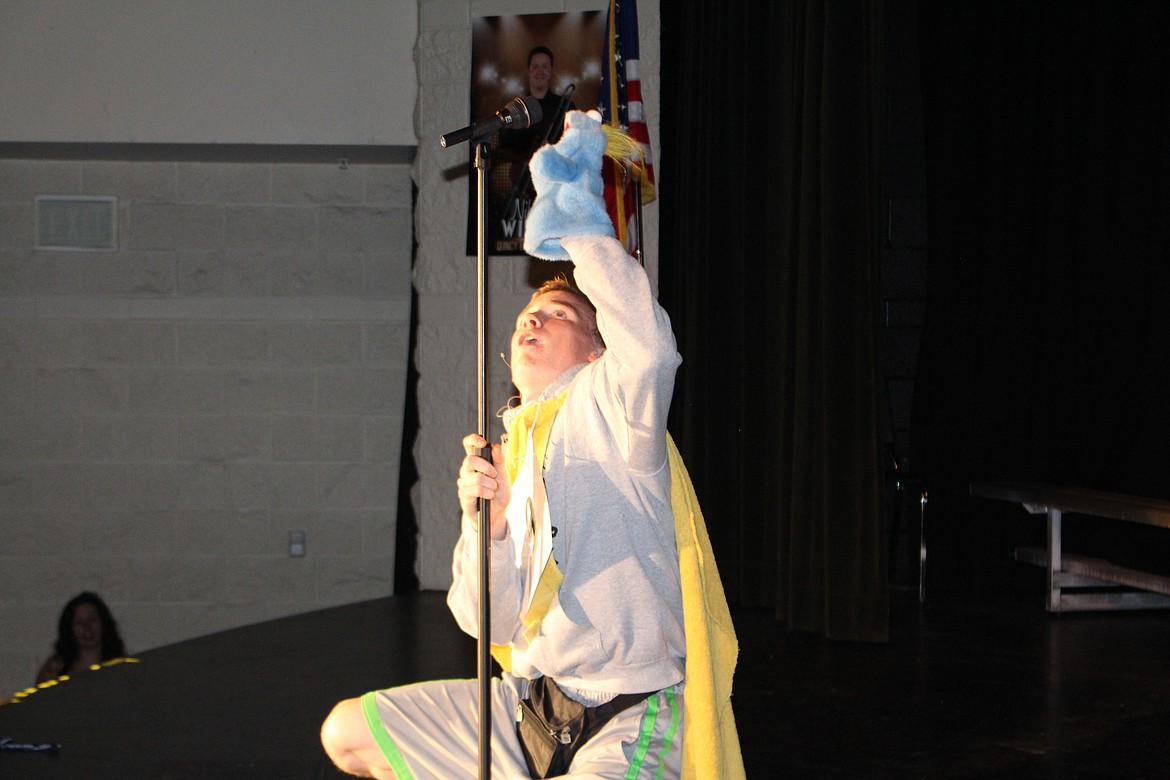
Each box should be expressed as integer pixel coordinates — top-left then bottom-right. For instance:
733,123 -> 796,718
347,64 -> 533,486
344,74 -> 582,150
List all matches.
599,0 -> 656,256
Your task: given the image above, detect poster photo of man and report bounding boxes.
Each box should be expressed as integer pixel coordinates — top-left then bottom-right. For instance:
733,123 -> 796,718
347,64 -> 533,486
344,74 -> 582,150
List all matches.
466,11 -> 605,256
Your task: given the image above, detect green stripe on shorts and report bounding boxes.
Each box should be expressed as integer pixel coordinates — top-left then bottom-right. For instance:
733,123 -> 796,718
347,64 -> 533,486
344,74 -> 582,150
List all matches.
625,695 -> 660,779
361,691 -> 415,780
654,689 -> 680,780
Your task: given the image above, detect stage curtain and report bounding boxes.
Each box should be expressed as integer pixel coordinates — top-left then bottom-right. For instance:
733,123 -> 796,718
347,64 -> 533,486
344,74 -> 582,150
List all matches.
660,1 -> 888,641
913,1 -> 1170,597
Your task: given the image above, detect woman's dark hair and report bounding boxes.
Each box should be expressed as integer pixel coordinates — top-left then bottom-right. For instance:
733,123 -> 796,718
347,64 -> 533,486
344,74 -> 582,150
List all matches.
53,591 -> 126,669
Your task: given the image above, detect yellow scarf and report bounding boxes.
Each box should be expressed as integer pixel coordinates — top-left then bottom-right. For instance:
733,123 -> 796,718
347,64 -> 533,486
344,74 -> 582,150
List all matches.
490,392 -> 567,670
492,392 -> 746,779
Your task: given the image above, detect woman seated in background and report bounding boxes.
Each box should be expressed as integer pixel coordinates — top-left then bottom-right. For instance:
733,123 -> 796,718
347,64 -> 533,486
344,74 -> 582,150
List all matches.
36,591 -> 127,684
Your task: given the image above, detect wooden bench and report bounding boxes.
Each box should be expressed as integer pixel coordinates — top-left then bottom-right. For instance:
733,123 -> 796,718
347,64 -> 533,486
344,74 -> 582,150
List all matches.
969,481 -> 1170,612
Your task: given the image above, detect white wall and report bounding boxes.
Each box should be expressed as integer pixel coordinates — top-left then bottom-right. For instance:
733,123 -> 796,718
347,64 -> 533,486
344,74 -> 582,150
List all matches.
0,1 -> 417,702
0,0 -> 416,145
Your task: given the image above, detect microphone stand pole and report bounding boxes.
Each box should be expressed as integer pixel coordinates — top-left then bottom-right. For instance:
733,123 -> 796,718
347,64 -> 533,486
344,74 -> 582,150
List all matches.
443,98 -> 541,780
473,140 -> 493,780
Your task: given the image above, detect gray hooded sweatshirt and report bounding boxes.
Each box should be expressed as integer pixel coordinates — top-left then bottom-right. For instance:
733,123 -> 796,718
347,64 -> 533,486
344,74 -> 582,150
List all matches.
447,235 -> 686,701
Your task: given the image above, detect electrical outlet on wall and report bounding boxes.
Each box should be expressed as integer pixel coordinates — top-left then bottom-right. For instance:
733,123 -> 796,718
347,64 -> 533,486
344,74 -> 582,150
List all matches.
289,531 -> 306,557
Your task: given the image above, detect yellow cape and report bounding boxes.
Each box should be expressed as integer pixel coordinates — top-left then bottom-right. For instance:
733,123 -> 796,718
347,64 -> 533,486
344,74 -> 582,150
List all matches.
668,433 -> 746,780
492,393 -> 745,779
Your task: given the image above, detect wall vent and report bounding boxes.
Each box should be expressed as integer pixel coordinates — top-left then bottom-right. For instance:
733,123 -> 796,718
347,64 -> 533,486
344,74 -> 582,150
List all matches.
35,195 -> 118,251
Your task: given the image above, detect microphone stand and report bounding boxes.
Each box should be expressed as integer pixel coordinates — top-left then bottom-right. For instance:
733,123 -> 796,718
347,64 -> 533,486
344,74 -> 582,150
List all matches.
441,96 -> 541,780
443,98 -> 545,775
473,140 -> 493,780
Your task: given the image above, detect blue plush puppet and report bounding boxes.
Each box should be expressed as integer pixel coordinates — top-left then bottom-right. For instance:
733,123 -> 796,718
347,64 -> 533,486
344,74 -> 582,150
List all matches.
523,110 -> 616,260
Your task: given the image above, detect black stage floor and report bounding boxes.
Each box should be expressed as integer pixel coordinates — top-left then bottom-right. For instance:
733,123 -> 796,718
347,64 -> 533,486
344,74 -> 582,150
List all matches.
2,591 -> 1168,779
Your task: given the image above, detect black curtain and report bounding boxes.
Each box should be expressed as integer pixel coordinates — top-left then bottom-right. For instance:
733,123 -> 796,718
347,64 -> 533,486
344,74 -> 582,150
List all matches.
914,1 -> 1170,597
661,1 -> 888,641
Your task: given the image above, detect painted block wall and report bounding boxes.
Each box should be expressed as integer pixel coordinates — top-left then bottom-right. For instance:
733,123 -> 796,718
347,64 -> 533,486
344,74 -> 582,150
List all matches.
0,157 -> 413,699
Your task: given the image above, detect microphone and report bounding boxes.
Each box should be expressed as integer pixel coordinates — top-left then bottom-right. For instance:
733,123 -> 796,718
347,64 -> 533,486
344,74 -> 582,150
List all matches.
440,97 -> 543,148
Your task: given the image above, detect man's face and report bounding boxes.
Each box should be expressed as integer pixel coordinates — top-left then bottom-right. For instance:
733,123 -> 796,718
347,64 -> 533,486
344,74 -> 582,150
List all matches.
510,290 -> 600,401
528,53 -> 552,95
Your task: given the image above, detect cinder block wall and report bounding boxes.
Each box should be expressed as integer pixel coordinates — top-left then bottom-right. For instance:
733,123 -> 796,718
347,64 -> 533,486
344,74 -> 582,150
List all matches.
0,156 -> 413,698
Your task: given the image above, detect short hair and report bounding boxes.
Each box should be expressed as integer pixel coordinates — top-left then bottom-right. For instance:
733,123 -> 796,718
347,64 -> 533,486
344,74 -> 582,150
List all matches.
528,45 -> 554,67
530,276 -> 605,351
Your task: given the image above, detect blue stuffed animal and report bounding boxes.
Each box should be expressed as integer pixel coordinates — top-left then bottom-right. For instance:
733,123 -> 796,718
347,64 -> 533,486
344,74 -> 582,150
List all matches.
523,110 -> 616,260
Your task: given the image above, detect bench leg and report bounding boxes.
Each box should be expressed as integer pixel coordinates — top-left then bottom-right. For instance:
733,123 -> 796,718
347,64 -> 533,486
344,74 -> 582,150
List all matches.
918,491 -> 928,604
1047,508 -> 1062,611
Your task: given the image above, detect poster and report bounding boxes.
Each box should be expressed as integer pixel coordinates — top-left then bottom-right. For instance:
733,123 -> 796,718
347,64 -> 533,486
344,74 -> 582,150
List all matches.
466,12 -> 605,256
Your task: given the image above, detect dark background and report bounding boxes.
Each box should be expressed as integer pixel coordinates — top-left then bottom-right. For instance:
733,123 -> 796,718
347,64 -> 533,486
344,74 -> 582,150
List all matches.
657,0 -> 1170,633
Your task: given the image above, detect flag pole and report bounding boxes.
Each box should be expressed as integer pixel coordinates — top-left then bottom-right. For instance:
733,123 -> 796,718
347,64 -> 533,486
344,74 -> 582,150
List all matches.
602,0 -> 654,267
633,174 -> 644,268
